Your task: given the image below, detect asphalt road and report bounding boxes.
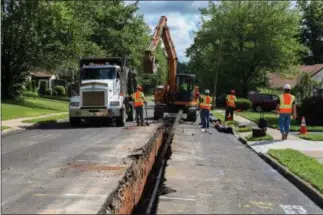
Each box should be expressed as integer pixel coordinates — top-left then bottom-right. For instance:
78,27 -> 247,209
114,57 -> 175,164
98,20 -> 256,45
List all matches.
1,105 -> 157,214
156,122 -> 323,214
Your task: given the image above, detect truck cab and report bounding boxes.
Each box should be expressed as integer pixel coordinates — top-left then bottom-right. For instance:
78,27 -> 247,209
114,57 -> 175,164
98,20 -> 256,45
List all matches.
69,57 -> 136,127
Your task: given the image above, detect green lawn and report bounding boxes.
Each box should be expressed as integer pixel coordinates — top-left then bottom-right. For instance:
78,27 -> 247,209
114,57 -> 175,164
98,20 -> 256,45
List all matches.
211,110 -> 238,126
268,149 -> 323,193
237,126 -> 253,133
2,97 -> 68,121
238,111 -> 323,132
1,126 -> 10,130
22,113 -> 68,124
298,133 -> 323,141
144,93 -> 155,102
245,133 -> 274,141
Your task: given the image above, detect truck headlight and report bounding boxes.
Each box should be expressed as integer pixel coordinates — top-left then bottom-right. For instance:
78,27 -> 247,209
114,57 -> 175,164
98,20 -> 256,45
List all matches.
110,101 -> 120,106
70,102 -> 80,107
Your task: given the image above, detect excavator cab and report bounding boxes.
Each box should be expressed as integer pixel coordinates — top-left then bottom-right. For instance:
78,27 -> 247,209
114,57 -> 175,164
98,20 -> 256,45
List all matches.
176,74 -> 196,102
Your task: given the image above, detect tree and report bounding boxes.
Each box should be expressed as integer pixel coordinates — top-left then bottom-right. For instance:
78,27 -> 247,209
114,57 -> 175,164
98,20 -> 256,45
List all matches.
187,1 -> 305,96
1,0 -> 155,99
297,0 -> 323,64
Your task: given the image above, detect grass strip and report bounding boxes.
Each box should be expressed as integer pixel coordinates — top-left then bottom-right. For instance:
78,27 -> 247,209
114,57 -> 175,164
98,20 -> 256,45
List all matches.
268,149 -> 323,193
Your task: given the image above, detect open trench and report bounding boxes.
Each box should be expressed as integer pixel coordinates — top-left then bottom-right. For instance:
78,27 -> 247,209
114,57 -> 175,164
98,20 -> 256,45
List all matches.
97,111 -> 182,214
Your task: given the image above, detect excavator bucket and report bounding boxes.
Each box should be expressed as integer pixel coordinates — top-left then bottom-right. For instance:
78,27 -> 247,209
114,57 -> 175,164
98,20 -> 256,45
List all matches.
143,50 -> 158,74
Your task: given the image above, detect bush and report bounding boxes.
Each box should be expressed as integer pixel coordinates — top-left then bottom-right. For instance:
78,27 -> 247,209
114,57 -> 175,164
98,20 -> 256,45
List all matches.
52,89 -> 58,96
45,89 -> 52,95
298,96 -> 323,125
236,98 -> 252,111
53,85 -> 66,96
38,81 -> 47,95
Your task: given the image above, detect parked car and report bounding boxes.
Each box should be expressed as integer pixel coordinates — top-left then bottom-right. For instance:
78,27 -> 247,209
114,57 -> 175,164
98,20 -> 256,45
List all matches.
249,93 -> 279,112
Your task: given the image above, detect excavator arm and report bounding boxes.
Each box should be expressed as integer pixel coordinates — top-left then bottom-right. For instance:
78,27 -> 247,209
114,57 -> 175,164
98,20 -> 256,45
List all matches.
143,16 -> 178,94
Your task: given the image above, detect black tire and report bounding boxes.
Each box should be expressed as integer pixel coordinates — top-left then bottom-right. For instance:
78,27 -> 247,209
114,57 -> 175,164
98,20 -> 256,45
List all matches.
187,110 -> 197,122
116,106 -> 126,127
70,117 -> 81,127
154,108 -> 164,120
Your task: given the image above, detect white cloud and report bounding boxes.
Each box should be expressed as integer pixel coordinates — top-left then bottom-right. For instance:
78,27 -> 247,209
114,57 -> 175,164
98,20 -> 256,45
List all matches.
137,1 -> 208,62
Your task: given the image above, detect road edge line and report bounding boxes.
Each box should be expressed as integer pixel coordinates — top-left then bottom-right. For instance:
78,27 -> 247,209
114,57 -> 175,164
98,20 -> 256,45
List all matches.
234,130 -> 323,210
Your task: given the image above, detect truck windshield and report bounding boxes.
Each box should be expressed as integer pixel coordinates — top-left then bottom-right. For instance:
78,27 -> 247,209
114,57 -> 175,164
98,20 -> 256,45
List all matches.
80,68 -> 116,80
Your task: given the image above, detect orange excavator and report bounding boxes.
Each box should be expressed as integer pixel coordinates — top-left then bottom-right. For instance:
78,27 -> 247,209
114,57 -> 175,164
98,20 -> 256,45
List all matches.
143,16 -> 199,121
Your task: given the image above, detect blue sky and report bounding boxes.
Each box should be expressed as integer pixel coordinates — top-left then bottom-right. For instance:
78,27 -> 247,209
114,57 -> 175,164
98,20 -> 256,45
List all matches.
127,1 -> 297,63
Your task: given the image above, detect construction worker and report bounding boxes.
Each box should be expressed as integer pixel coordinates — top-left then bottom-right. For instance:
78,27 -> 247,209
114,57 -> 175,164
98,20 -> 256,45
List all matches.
199,89 -> 212,132
225,90 -> 237,121
276,84 -> 297,140
132,85 -> 147,126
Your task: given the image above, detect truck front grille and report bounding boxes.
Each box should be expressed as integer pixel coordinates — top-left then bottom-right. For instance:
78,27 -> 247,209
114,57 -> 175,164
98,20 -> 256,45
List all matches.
82,91 -> 105,106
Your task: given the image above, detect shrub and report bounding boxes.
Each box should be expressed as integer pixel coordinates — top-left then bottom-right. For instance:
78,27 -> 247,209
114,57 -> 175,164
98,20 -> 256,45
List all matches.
236,98 -> 252,111
53,85 -> 66,96
52,89 -> 58,96
298,96 -> 323,125
45,89 -> 52,95
38,81 -> 47,95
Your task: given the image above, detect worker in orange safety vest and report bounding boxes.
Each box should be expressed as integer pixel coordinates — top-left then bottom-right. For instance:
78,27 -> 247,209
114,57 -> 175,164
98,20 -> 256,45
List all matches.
132,85 -> 147,126
276,84 -> 297,140
225,90 -> 237,121
199,89 -> 212,132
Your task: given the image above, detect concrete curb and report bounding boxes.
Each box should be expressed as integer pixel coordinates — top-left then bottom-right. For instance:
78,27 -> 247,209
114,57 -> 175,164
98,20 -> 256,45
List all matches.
234,131 -> 323,210
1,118 -> 68,137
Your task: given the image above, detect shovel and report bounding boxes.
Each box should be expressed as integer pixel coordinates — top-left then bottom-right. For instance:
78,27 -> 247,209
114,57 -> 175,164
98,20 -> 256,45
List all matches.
145,103 -> 150,126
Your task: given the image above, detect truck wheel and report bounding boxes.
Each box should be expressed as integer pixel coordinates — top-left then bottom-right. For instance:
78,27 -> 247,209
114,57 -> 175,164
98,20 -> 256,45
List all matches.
187,110 -> 197,122
70,117 -> 81,127
116,106 -> 126,127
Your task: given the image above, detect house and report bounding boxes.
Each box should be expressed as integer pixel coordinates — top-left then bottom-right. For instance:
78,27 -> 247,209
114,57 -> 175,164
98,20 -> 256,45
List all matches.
269,64 -> 323,90
28,71 -> 57,90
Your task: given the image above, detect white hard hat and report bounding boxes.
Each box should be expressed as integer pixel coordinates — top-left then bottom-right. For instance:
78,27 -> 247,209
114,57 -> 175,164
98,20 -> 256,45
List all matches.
205,89 -> 210,94
283,84 -> 291,90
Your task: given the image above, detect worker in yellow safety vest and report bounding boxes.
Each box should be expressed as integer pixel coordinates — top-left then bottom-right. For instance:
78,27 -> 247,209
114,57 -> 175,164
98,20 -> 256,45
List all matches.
276,84 -> 297,140
132,85 -> 147,126
199,89 -> 212,132
225,90 -> 237,121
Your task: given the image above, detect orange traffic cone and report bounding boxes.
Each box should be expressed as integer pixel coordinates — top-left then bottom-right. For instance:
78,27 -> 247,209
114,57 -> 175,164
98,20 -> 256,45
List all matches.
299,116 -> 307,135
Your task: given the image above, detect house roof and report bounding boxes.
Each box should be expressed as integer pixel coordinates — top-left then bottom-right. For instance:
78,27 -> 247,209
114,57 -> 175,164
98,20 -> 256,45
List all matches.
300,64 -> 323,76
31,71 -> 53,78
268,73 -> 297,89
269,64 -> 323,89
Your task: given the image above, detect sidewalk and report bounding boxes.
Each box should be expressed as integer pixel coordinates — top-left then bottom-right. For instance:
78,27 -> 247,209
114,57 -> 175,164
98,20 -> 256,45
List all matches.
1,112 -> 68,135
214,110 -> 323,164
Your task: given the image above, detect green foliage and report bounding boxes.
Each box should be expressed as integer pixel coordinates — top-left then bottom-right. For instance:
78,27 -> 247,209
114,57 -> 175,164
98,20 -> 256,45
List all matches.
53,85 -> 66,96
236,98 -> 252,110
38,82 -> 47,95
45,89 -> 52,96
187,1 -> 305,96
269,149 -> 323,193
1,0 -> 152,99
291,72 -> 319,102
297,0 -> 323,64
256,87 -> 280,96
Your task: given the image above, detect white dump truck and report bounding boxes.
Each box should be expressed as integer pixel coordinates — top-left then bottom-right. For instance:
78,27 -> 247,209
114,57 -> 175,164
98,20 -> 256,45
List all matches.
69,57 -> 137,127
